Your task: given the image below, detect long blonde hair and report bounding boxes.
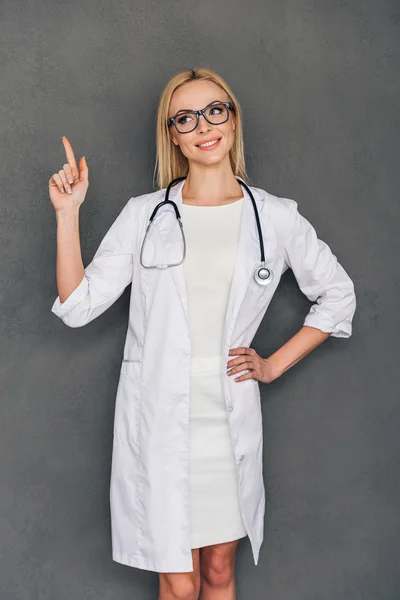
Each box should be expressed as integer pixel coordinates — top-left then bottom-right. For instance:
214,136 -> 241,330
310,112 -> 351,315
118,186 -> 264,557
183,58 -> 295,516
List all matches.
153,67 -> 249,190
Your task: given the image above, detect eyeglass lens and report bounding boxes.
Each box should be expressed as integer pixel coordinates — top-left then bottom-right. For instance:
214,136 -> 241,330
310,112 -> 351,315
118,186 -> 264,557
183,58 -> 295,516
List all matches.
174,103 -> 229,133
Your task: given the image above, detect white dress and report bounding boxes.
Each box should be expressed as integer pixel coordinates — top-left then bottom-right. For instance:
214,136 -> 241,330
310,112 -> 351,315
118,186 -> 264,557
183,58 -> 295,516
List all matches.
180,196 -> 248,549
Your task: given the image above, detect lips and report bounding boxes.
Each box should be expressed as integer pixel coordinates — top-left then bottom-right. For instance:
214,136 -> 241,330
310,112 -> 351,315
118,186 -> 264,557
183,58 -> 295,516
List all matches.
196,137 -> 222,149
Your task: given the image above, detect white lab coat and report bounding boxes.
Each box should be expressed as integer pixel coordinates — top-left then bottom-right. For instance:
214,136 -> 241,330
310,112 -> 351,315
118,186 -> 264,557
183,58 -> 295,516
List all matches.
51,178 -> 356,573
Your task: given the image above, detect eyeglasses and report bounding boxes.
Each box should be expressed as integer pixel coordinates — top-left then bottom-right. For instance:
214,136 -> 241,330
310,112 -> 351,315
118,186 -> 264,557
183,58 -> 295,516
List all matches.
168,101 -> 234,134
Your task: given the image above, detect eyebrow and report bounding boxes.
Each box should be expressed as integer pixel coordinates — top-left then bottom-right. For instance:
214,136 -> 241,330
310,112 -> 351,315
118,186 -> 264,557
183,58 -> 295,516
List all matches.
173,100 -> 225,116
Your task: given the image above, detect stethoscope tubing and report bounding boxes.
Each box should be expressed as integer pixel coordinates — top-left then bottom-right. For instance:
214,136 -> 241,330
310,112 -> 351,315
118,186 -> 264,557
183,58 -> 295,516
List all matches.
140,175 -> 273,284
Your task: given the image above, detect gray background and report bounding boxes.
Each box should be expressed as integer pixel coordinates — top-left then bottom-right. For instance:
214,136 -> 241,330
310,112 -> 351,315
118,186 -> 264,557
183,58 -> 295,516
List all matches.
1,0 -> 399,598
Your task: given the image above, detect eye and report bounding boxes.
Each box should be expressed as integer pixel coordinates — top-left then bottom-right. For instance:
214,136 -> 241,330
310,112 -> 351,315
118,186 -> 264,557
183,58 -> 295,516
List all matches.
208,104 -> 224,115
177,113 -> 194,125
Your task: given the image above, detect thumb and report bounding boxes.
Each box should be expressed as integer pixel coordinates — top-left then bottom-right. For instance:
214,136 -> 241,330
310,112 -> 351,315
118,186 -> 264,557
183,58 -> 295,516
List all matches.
79,156 -> 89,183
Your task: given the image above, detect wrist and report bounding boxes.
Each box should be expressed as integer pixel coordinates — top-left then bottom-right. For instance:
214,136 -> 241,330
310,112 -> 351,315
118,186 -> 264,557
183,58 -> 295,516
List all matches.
264,354 -> 284,380
55,207 -> 80,222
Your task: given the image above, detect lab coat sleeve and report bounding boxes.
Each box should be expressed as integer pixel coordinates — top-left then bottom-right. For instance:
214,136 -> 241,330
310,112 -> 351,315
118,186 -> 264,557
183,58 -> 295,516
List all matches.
51,198 -> 136,328
282,199 -> 356,338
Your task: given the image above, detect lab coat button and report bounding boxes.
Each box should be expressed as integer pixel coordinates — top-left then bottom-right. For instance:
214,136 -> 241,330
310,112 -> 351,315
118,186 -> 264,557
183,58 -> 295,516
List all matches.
239,454 -> 245,461
227,405 -> 233,412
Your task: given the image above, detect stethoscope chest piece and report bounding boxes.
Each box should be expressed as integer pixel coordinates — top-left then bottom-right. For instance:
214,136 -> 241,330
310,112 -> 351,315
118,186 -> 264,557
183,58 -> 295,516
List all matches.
253,263 -> 274,286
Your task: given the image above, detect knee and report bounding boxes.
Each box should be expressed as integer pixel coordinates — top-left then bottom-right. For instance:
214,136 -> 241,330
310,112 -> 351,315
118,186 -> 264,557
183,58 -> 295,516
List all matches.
201,557 -> 234,589
159,573 -> 200,600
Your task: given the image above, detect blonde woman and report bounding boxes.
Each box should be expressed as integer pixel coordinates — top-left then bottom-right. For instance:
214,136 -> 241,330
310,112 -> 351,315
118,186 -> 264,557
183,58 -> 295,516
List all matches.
50,67 -> 356,599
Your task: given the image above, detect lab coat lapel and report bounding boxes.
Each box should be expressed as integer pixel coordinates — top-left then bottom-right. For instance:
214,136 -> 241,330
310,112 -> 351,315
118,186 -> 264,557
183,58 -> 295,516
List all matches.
155,179 -> 189,326
222,185 -> 267,350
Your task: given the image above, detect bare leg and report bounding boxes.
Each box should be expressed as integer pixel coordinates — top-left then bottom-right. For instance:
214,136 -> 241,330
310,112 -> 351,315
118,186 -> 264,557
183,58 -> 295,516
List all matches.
158,548 -> 201,600
199,539 -> 239,600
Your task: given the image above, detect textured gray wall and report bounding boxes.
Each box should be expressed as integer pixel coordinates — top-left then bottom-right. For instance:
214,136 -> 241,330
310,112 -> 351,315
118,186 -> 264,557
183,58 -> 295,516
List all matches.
1,0 -> 399,598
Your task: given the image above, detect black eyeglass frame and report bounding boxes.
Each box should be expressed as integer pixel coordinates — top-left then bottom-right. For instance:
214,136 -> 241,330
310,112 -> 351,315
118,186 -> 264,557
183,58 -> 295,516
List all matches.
168,101 -> 235,133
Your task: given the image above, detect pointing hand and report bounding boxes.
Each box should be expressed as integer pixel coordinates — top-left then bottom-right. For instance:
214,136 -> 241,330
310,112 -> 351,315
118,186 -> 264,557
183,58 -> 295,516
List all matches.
49,136 -> 89,213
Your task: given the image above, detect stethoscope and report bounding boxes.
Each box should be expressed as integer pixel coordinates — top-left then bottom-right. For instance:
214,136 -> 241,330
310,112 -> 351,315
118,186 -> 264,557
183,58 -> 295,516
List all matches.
139,175 -> 274,286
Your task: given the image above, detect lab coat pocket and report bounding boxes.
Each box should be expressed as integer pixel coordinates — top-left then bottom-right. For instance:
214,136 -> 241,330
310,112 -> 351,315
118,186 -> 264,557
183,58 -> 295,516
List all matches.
113,359 -> 143,455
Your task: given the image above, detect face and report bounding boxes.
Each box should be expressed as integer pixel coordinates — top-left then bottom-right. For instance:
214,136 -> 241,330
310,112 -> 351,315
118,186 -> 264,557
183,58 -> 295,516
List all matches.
167,79 -> 236,167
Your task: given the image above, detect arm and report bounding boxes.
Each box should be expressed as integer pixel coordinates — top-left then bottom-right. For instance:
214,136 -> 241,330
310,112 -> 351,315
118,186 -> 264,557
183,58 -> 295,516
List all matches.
267,325 -> 330,379
228,198 -> 357,383
228,325 -> 331,383
268,198 -> 356,378
49,138 -> 136,328
55,207 -> 85,303
51,199 -> 135,328
49,137 -> 87,306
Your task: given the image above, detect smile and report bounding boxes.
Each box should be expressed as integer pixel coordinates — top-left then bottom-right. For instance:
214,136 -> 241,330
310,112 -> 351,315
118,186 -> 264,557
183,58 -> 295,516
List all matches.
196,137 -> 222,150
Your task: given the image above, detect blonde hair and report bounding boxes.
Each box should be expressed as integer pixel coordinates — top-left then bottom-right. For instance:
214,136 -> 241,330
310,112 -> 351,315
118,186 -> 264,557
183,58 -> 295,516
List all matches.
153,67 -> 249,190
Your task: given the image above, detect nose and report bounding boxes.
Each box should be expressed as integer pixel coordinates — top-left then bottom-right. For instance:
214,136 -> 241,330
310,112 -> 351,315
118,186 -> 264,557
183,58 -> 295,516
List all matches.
197,113 -> 212,133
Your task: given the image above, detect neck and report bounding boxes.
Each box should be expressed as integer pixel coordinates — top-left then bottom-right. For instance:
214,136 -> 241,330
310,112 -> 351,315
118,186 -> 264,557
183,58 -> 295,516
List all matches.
182,157 -> 243,206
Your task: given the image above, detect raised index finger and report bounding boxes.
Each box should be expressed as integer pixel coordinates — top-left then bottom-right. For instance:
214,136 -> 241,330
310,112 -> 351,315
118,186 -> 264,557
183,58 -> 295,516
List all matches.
62,136 -> 79,177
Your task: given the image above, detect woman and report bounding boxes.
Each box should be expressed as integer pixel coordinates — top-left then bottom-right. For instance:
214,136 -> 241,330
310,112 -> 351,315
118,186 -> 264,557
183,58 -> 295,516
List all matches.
50,67 -> 356,599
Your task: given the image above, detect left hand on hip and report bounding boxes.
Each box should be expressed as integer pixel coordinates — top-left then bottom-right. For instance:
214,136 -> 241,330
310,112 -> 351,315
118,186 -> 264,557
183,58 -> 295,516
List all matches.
227,347 -> 277,384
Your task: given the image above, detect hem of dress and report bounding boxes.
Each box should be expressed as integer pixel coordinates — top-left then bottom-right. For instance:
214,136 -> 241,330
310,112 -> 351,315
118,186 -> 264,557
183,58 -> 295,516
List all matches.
191,531 -> 248,549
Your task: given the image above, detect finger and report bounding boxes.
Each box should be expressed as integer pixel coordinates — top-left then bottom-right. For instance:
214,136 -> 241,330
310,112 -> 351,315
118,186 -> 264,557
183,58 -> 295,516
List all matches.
58,169 -> 72,194
79,156 -> 88,183
227,357 -> 248,369
228,347 -> 251,359
62,136 -> 79,178
234,371 -> 256,382
52,173 -> 65,193
63,163 -> 74,184
227,360 -> 255,375
227,354 -> 254,369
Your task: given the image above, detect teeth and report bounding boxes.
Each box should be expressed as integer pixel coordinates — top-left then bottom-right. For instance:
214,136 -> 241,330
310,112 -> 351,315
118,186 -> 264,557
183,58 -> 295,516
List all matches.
198,139 -> 220,147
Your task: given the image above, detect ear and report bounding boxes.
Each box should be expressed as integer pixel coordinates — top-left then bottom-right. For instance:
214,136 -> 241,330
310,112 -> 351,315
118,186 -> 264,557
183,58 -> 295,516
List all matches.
168,129 -> 179,145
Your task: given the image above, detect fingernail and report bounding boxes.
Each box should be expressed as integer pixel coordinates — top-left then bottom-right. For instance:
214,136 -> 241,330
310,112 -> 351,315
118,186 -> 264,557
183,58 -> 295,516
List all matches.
61,187 -> 64,193
68,178 -> 73,184
67,188 -> 72,195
